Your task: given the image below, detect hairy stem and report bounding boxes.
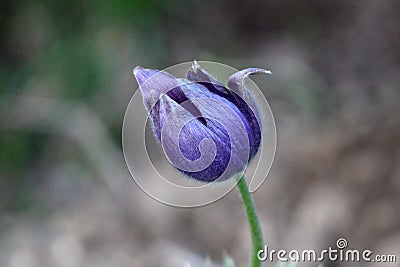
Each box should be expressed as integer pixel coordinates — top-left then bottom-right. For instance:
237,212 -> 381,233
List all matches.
237,176 -> 264,267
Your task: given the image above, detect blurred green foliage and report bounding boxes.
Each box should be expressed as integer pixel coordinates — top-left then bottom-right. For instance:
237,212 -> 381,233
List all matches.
0,0 -> 170,214
0,132 -> 47,213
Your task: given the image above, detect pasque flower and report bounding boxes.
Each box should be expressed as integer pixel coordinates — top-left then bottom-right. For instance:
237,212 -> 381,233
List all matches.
133,61 -> 271,183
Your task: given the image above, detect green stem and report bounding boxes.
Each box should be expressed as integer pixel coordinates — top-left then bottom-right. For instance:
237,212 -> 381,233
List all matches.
237,176 -> 264,267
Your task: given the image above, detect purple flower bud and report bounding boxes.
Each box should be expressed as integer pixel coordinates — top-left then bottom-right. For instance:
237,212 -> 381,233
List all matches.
133,62 -> 270,182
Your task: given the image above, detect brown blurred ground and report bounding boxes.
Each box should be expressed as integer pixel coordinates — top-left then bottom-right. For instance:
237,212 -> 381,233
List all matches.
0,0 -> 400,266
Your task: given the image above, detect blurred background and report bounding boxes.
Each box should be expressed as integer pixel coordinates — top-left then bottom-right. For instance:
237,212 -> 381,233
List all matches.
1,0 -> 399,266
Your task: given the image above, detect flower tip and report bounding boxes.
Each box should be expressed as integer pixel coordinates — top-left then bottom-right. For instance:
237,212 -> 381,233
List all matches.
133,66 -> 159,86
132,66 -> 143,76
192,60 -> 201,72
248,68 -> 272,76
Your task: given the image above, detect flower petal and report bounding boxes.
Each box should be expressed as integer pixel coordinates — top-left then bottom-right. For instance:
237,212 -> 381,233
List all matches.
187,65 -> 264,159
154,93 -> 249,182
227,68 -> 272,102
133,66 -> 180,112
187,61 -> 231,97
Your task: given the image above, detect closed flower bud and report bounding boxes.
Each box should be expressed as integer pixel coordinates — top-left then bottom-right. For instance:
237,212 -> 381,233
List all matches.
133,62 -> 270,182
